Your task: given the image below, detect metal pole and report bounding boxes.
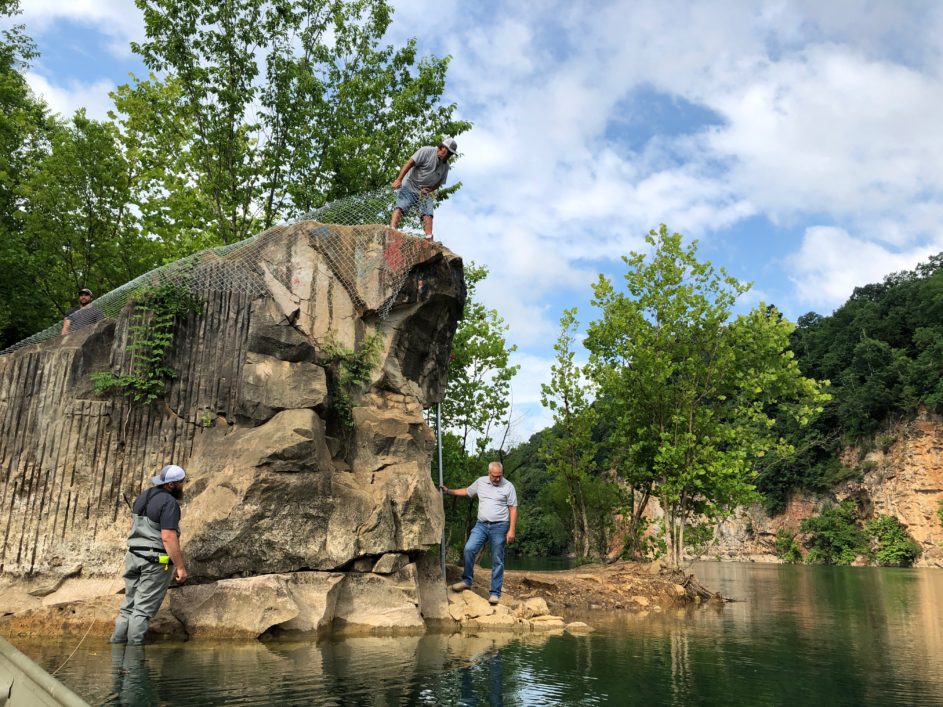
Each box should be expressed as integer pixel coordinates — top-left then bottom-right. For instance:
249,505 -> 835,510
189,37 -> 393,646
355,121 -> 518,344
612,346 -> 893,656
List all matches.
437,402 -> 445,579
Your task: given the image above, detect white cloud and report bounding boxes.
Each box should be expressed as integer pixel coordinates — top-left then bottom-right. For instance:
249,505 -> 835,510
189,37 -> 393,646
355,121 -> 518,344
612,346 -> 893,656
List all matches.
25,71 -> 115,120
787,226 -> 942,311
16,0 -> 143,57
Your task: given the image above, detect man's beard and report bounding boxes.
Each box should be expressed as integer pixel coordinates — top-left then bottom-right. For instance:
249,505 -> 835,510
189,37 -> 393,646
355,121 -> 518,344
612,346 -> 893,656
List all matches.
168,485 -> 183,500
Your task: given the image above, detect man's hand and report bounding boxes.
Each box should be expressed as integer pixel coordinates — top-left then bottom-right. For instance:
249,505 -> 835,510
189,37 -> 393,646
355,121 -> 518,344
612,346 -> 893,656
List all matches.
506,529 -> 515,544
391,178 -> 403,189
439,484 -> 449,495
175,566 -> 188,583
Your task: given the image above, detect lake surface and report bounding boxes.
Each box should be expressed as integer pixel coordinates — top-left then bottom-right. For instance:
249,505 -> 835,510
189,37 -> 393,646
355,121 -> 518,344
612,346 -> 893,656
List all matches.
12,562 -> 943,705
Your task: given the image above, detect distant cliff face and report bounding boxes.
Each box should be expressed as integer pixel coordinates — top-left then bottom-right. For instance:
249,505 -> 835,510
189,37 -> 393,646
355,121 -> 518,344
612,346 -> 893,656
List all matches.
706,412 -> 943,567
0,223 -> 463,602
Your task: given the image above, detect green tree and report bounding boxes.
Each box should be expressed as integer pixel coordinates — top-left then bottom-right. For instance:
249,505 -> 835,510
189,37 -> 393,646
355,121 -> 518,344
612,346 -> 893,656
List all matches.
120,0 -> 470,247
540,308 -> 598,558
0,0 -> 57,345
17,112 -> 160,319
801,500 -> 868,565
441,264 -> 519,459
585,226 -> 828,566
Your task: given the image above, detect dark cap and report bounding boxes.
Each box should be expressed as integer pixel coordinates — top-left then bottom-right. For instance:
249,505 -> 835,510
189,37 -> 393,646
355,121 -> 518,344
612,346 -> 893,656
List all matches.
78,288 -> 93,297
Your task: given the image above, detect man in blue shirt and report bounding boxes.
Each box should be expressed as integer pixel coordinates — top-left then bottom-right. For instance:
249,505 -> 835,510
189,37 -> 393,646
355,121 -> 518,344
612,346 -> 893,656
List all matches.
441,461 -> 518,604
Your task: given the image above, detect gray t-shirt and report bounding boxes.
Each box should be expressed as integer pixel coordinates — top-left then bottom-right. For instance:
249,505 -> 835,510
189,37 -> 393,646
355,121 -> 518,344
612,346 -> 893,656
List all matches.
405,146 -> 449,192
466,477 -> 518,523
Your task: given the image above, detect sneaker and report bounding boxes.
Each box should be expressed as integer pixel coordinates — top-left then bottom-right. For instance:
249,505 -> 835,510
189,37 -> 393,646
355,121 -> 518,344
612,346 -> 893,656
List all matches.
451,581 -> 471,592
489,594 -> 500,605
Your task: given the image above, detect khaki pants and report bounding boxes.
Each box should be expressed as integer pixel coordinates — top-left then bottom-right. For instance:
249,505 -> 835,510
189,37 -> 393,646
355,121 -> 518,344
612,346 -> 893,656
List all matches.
110,552 -> 174,645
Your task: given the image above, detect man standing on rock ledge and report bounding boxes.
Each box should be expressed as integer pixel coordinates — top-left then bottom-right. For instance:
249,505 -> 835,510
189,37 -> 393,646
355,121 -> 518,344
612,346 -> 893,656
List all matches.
441,461 -> 518,605
389,137 -> 458,241
110,464 -> 188,645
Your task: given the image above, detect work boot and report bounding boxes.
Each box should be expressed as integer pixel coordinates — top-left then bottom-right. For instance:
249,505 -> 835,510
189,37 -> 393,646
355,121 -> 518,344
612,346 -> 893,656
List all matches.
450,581 -> 471,592
489,594 -> 500,605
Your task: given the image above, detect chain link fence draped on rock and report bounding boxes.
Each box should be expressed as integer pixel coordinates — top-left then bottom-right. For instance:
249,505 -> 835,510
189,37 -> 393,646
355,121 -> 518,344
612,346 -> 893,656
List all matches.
2,188 -> 435,355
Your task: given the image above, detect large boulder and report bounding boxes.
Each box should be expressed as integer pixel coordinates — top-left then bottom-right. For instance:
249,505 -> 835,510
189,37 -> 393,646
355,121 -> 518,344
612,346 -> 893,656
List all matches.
0,223 -> 465,638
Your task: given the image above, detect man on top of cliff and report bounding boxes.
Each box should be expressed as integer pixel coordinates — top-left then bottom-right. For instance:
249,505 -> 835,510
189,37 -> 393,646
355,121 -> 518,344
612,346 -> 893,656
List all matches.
441,461 -> 518,604
110,464 -> 188,645
61,288 -> 104,335
389,138 -> 458,241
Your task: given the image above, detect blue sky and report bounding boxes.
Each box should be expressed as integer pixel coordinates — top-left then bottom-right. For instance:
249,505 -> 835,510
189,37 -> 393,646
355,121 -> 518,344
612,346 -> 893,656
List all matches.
11,1 -> 943,443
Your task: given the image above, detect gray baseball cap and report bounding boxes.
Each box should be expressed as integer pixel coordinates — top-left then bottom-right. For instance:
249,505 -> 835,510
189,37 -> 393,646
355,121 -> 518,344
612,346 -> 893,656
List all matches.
440,137 -> 458,154
151,464 -> 187,486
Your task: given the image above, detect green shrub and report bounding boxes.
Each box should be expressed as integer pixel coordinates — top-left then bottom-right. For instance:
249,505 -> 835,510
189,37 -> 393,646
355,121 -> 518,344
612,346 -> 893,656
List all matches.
866,515 -> 920,567
774,528 -> 802,563
938,499 -> 943,528
92,282 -> 202,404
877,433 -> 897,454
800,500 -> 868,565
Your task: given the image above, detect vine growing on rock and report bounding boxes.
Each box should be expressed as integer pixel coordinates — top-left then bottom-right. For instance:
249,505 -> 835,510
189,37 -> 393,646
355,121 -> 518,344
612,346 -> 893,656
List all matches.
321,329 -> 384,432
91,282 -> 202,404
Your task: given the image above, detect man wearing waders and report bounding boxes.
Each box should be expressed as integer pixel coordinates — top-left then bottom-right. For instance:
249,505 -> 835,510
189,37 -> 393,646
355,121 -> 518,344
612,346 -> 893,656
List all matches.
110,464 -> 188,645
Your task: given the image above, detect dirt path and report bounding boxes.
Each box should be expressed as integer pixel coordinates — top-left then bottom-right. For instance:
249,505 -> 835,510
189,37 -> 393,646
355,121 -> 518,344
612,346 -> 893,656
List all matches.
498,560 -> 723,613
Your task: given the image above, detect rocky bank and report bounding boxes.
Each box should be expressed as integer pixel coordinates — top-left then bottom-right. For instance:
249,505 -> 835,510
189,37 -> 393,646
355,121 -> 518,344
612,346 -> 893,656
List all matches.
705,412 -> 943,566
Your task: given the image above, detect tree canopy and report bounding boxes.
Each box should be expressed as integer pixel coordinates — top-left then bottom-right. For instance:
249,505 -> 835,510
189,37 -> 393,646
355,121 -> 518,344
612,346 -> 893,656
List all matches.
0,0 -> 469,348
584,226 -> 827,565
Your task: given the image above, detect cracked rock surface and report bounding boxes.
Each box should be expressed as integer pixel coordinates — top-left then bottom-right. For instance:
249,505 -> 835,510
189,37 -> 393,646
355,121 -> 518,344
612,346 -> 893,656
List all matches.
0,223 -> 465,638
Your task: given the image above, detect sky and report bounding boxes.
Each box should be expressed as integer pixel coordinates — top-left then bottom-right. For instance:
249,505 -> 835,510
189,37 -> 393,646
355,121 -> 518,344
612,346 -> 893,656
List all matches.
11,0 -> 943,444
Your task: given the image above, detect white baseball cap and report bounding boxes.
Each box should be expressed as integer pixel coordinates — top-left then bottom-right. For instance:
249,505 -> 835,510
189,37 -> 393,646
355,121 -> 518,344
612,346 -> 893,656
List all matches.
440,137 -> 458,154
151,464 -> 187,486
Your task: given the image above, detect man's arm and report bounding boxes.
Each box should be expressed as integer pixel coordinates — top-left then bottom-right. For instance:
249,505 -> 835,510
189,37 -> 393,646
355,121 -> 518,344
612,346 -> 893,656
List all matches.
61,318 -> 71,335
507,506 -> 517,544
391,159 -> 416,189
161,529 -> 188,582
440,485 -> 469,497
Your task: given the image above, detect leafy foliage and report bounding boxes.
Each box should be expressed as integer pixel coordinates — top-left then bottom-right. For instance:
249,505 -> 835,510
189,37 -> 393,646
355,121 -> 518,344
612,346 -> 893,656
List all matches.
760,254 -> 943,510
865,515 -> 920,567
539,308 -> 618,558
800,501 -> 868,566
321,328 -> 384,432
774,528 -> 802,563
118,0 -> 471,247
440,264 -> 519,458
92,282 -> 202,404
585,226 -> 828,565
1,1 -> 468,349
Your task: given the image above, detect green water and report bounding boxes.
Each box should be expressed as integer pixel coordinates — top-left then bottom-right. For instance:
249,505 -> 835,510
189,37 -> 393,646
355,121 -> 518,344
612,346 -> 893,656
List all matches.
12,562 -> 943,705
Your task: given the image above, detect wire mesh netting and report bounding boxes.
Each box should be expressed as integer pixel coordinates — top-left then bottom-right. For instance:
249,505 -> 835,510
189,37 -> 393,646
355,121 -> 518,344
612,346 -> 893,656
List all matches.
1,187 -> 438,355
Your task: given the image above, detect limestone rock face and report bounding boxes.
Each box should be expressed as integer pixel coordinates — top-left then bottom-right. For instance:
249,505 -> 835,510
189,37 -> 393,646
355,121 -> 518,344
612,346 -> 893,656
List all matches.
0,223 -> 465,636
697,413 -> 943,567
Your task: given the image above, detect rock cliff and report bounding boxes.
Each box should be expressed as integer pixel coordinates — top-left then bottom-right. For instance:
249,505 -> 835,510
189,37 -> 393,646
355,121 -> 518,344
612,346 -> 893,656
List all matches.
704,412 -> 943,567
0,222 -> 466,637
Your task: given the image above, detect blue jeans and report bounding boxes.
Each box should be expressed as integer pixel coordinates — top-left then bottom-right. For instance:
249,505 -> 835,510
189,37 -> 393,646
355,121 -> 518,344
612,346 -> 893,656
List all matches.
394,186 -> 435,217
463,520 -> 509,597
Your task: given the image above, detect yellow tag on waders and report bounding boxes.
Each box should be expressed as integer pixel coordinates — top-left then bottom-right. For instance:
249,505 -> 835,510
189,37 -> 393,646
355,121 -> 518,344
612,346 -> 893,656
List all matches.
159,554 -> 170,571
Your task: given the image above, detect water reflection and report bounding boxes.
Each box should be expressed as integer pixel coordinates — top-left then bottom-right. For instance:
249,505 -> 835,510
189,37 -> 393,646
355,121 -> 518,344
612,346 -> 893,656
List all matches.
12,563 -> 943,705
108,644 -> 152,706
